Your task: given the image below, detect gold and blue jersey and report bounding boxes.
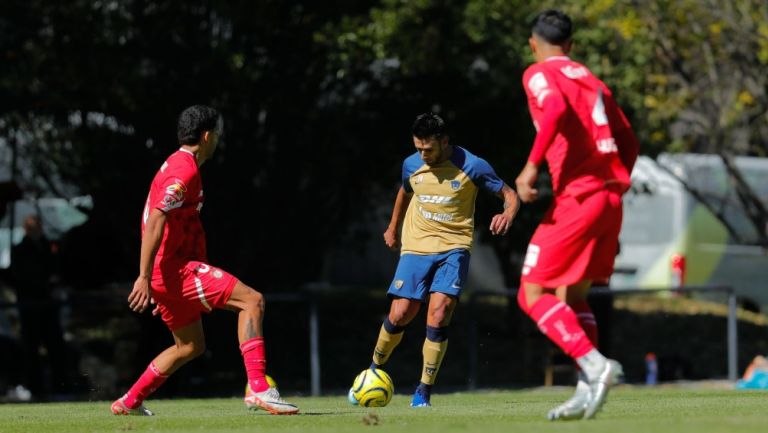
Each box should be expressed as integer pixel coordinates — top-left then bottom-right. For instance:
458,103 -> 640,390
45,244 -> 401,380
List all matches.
401,146 -> 504,255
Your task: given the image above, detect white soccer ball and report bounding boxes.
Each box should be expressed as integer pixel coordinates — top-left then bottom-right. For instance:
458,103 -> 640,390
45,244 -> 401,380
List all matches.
348,368 -> 394,407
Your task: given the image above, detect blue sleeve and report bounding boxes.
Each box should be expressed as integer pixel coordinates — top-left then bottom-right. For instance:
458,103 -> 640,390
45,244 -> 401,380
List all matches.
466,156 -> 504,194
402,160 -> 413,192
402,154 -> 421,192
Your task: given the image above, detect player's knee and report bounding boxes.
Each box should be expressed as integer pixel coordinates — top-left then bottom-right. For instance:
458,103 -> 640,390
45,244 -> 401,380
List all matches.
242,288 -> 265,313
428,307 -> 450,326
428,299 -> 455,326
178,341 -> 206,359
388,310 -> 410,327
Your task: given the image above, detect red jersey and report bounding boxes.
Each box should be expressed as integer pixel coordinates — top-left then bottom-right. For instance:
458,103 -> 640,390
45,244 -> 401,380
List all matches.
142,149 -> 207,273
522,56 -> 639,198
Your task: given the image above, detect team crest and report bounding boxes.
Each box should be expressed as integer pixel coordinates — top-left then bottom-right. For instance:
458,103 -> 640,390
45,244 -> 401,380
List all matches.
394,280 -> 404,289
450,180 -> 460,190
213,269 -> 223,279
414,174 -> 424,184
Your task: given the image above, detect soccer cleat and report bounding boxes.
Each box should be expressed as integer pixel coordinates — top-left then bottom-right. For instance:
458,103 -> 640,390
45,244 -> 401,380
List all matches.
410,385 -> 431,407
244,386 -> 299,415
547,381 -> 590,421
111,396 -> 154,416
583,359 -> 623,419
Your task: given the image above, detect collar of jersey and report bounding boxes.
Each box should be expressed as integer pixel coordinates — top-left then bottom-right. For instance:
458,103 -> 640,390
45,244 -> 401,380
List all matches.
545,56 -> 571,62
178,148 -> 195,156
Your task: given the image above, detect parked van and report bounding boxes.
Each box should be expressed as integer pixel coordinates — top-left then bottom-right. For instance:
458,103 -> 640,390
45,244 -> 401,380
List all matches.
0,196 -> 91,268
612,153 -> 768,312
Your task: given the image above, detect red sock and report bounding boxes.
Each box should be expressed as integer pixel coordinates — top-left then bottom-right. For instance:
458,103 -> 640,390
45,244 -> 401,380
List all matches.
240,337 -> 269,392
571,300 -> 598,346
523,292 -> 595,359
123,362 -> 168,409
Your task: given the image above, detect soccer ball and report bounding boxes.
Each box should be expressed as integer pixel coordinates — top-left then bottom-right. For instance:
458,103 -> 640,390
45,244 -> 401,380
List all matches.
348,368 -> 394,407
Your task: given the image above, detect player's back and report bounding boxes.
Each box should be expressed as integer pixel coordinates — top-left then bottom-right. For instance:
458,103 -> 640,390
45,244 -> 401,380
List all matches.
524,57 -> 631,198
142,149 -> 206,269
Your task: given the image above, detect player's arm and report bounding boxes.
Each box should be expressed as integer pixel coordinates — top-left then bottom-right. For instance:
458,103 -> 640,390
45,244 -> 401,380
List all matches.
128,208 -> 166,313
518,77 -> 568,203
383,186 -> 412,250
609,102 -> 640,172
489,184 -> 520,236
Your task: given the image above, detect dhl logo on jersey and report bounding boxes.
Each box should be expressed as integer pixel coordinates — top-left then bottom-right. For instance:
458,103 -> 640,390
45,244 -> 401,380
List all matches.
417,195 -> 456,205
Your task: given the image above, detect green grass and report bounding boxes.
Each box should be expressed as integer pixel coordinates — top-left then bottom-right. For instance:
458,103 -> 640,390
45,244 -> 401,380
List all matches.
1,387 -> 765,433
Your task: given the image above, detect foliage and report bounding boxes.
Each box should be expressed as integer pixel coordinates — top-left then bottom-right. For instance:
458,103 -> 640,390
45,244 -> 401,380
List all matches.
0,1 -> 766,287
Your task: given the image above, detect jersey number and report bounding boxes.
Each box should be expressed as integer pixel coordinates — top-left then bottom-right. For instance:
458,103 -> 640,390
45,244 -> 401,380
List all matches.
592,88 -> 618,153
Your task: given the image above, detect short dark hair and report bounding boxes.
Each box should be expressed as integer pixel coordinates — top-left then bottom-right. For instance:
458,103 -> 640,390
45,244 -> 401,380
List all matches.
411,113 -> 446,140
177,105 -> 220,145
531,9 -> 572,45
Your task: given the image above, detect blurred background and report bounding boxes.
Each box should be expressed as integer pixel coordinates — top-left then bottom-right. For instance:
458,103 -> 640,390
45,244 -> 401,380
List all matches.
0,0 -> 766,402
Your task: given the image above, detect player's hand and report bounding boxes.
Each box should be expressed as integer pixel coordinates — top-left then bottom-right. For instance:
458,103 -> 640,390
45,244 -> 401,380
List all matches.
383,226 -> 400,251
489,213 -> 512,236
515,162 -> 540,203
128,275 -> 155,313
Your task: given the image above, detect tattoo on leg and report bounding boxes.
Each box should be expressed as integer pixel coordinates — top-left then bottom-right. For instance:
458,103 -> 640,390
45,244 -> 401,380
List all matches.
245,318 -> 258,340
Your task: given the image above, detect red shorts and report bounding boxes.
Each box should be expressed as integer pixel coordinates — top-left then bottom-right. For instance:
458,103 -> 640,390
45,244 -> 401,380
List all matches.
151,260 -> 238,331
521,188 -> 623,288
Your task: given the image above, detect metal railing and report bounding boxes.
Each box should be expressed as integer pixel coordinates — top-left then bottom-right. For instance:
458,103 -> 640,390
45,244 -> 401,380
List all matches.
465,285 -> 739,389
0,284 -> 740,396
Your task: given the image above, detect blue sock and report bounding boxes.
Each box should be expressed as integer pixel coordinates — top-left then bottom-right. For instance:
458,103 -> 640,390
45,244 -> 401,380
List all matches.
415,382 -> 432,396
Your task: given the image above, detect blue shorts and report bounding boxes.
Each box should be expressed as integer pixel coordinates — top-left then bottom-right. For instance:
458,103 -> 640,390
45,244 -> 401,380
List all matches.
387,249 -> 471,302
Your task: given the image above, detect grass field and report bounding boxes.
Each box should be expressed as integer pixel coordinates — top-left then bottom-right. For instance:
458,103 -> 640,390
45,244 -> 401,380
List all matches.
1,387 -> 765,433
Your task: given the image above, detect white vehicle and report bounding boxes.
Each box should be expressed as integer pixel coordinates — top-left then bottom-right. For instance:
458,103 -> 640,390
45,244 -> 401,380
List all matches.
612,153 -> 768,312
0,196 -> 91,268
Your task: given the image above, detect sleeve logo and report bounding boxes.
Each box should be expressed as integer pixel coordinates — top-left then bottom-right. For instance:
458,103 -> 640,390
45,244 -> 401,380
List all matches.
161,179 -> 187,210
527,72 -> 551,108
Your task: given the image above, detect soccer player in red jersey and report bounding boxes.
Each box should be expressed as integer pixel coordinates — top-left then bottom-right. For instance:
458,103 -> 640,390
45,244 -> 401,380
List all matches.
111,105 -> 298,416
514,10 -> 640,420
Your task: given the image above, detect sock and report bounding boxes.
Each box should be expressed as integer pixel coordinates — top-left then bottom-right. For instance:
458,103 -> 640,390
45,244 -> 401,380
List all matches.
123,362 -> 168,409
420,326 -> 448,385
240,337 -> 269,392
571,300 -> 598,346
522,291 -> 594,359
415,381 -> 432,397
371,317 -> 404,368
576,348 -> 608,380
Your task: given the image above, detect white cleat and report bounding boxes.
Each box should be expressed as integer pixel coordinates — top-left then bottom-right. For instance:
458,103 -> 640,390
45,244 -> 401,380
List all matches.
584,359 -> 623,419
547,379 -> 590,421
111,396 -> 154,416
244,386 -> 299,415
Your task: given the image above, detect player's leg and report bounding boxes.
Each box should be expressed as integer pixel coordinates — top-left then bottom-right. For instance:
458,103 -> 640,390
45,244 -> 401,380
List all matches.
225,280 -> 298,415
571,191 -> 624,419
545,281 -> 596,420
370,253 -> 434,370
371,297 -> 421,368
113,320 -> 205,416
411,292 -> 457,407
411,249 -> 467,407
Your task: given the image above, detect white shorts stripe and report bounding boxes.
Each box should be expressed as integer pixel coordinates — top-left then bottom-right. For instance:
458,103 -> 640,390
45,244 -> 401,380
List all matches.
537,303 -> 565,327
194,276 -> 212,311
